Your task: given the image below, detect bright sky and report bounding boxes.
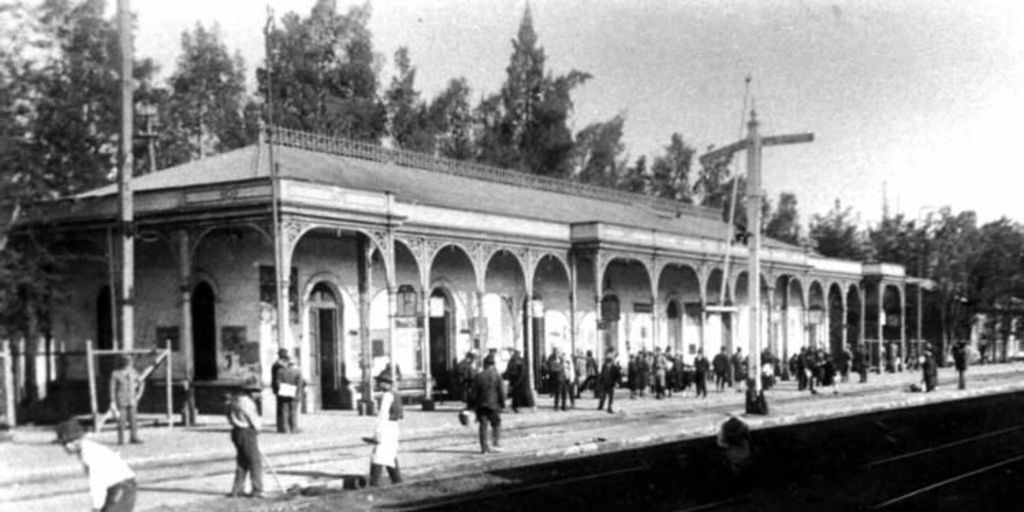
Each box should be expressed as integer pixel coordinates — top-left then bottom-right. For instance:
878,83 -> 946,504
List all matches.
125,0 -> 1024,228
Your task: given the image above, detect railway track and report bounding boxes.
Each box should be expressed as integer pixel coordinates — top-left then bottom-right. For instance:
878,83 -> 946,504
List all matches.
374,392 -> 1024,512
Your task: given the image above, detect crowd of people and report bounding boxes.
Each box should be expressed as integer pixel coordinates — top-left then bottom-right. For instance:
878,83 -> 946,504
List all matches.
53,339 -> 973,508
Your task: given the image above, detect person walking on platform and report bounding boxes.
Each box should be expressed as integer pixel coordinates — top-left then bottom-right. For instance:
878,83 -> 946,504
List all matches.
596,352 -> 621,413
803,347 -> 820,395
56,419 -> 137,512
953,340 -> 969,390
572,350 -> 587,399
713,347 -> 730,392
693,349 -> 710,399
275,358 -> 303,433
580,350 -> 598,397
837,344 -> 853,383
368,372 -> 404,485
109,355 -> 142,445
471,355 -> 505,453
226,385 -> 264,498
456,350 -> 479,405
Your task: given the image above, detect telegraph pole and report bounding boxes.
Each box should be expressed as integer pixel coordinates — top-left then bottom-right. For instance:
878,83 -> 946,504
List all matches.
700,110 -> 812,415
117,0 -> 135,350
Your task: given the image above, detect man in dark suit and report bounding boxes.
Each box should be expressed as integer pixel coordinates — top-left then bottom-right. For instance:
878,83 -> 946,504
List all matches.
693,349 -> 710,398
276,359 -> 303,433
596,352 -> 621,413
953,340 -> 969,390
471,355 -> 505,454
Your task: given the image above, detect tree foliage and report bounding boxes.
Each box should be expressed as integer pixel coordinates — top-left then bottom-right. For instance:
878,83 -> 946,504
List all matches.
163,22 -> 256,166
808,199 -> 865,260
765,192 -> 801,245
476,6 -> 590,177
259,0 -> 385,141
649,133 -> 695,203
573,114 -> 625,187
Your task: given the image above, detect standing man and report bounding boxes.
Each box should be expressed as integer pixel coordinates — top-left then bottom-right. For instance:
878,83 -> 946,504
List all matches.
921,342 -> 939,392
712,347 -> 730,392
276,359 -> 303,433
581,350 -> 598,398
731,347 -> 746,393
652,347 -> 668,399
109,355 -> 142,445
595,352 -> 621,413
546,348 -> 568,411
561,350 -> 576,409
226,385 -> 264,498
56,419 -> 136,512
503,349 -> 532,412
270,349 -> 290,433
471,355 -> 505,453
853,343 -> 869,383
953,340 -> 969,390
693,349 -> 710,399
368,373 -> 403,486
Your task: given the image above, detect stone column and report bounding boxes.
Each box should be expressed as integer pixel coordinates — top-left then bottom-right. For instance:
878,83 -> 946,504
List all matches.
357,235 -> 374,415
177,230 -> 196,425
569,255 -> 578,358
420,283 -> 433,410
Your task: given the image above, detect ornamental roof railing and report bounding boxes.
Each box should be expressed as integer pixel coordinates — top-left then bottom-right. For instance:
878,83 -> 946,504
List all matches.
269,125 -> 720,221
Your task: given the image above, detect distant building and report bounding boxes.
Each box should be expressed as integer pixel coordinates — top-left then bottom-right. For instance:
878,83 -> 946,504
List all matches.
6,127 -> 934,417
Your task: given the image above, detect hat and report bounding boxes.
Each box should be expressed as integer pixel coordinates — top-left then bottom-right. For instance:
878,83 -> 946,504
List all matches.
55,419 -> 85,444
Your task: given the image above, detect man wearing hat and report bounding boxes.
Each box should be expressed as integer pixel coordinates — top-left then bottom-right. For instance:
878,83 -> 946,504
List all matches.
226,384 -> 264,498
367,371 -> 403,486
470,355 -> 505,453
109,355 -> 142,445
56,419 -> 136,511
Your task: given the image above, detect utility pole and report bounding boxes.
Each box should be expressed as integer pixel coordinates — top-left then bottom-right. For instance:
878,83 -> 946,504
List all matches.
700,110 -> 812,415
117,0 -> 135,350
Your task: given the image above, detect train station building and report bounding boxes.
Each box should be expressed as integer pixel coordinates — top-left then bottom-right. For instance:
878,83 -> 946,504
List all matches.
12,127 -> 935,414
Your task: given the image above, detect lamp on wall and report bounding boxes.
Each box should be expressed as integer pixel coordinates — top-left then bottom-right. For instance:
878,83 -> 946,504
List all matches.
530,299 -> 545,318
397,284 -> 417,317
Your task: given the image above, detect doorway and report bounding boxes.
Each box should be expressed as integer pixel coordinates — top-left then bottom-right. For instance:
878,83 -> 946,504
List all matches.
192,282 -> 217,380
309,283 -> 347,409
428,289 -> 452,398
667,300 -> 682,353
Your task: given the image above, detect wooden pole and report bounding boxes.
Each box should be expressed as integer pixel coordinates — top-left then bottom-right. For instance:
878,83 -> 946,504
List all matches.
165,346 -> 173,429
117,0 -> 134,351
86,340 -> 98,431
746,110 -> 765,413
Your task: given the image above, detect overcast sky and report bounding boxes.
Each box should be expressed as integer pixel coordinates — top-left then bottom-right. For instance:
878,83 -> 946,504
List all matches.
125,0 -> 1024,228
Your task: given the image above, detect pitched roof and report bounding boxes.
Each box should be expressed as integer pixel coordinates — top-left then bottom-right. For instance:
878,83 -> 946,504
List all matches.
73,136 -> 798,249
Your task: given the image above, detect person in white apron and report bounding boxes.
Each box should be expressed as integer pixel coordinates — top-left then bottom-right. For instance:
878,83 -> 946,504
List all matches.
368,372 -> 403,486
